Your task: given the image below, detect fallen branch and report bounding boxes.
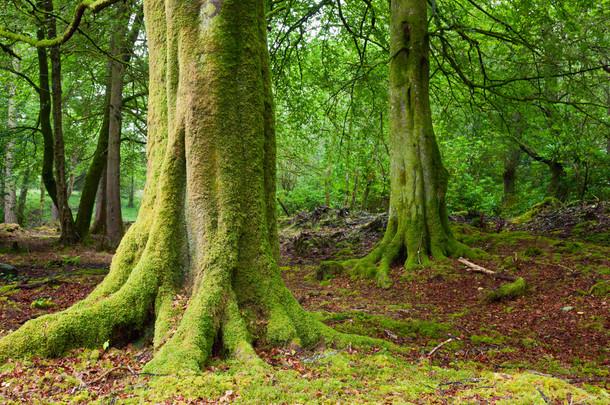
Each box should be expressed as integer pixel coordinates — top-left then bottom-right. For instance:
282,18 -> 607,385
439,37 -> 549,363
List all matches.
427,338 -> 457,357
535,385 -> 551,404
458,258 -> 516,281
15,278 -> 64,290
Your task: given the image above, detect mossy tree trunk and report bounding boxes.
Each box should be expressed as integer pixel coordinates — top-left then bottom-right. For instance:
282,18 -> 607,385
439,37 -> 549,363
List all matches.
351,0 -> 474,288
4,56 -> 18,224
0,0 -> 350,373
47,0 -> 80,244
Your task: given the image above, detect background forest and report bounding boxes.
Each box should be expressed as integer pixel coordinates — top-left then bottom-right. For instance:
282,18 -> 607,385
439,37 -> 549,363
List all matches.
1,0 -> 608,231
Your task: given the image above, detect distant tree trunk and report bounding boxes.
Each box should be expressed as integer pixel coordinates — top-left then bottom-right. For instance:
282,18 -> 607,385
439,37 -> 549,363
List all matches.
360,175 -> 372,211
16,166 -> 32,224
127,173 -> 135,208
324,161 -> 332,206
4,57 -> 18,224
343,171 -> 350,207
75,65 -> 112,237
46,0 -> 79,243
39,177 -> 45,216
105,30 -> 128,246
549,161 -> 568,201
502,146 -> 522,210
36,20 -> 58,211
91,166 -> 107,235
51,203 -> 59,222
349,171 -> 359,210
66,147 -> 80,199
352,0 -> 475,287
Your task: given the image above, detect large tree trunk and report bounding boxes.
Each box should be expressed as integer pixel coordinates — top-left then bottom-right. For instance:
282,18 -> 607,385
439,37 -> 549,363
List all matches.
351,0 -> 474,288
0,0 -> 356,372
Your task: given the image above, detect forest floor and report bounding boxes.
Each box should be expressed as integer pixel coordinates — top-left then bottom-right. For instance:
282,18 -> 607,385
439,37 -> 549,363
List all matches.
0,202 -> 608,404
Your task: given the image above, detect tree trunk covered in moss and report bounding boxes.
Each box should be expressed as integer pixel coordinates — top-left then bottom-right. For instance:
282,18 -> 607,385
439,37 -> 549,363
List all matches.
47,0 -> 80,244
351,0 -> 474,288
4,57 -> 18,224
0,0 -> 361,373
37,24 -> 58,212
75,64 -> 112,237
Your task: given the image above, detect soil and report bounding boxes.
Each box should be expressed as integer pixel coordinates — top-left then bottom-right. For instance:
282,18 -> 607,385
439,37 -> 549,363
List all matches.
0,206 -> 608,401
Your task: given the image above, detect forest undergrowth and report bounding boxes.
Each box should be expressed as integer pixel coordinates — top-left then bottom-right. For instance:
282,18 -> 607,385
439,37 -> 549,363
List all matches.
0,202 -> 608,404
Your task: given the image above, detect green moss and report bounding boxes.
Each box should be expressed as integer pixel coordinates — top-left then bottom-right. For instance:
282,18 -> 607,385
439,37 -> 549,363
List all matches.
589,280 -> 610,297
320,311 -> 449,339
315,261 -> 345,281
485,277 -> 528,302
552,241 -> 583,254
30,299 -> 57,310
333,248 -> 356,260
513,197 -> 560,225
523,245 -> 544,256
470,333 -> 507,345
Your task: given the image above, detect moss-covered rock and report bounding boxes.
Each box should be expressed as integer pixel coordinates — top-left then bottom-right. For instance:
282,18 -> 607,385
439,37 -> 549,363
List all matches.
513,197 -> 561,225
315,261 -> 345,281
0,263 -> 17,278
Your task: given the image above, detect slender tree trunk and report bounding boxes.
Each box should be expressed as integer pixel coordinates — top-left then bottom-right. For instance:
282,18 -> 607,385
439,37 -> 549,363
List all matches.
4,57 -> 19,224
324,161 -> 332,206
66,147 -> 79,199
75,63 -> 112,237
105,3 -> 136,247
16,166 -> 32,224
91,166 -> 107,235
349,171 -> 359,210
37,21 -> 57,210
549,161 -> 568,201
127,173 -> 135,208
45,0 -> 79,243
502,146 -> 521,211
0,0 -> 360,372
352,0 -> 474,287
360,175 -> 372,211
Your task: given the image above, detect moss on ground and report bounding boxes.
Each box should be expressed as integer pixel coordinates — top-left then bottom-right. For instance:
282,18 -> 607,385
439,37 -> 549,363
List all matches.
485,277 -> 528,302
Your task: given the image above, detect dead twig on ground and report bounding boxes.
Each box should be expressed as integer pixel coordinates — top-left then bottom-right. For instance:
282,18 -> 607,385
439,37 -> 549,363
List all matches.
535,385 -> 551,404
427,337 -> 457,357
458,258 -> 516,281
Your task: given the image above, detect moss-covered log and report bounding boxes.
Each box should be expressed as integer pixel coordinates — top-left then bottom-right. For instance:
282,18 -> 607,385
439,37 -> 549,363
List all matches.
351,0 -> 477,288
0,0 -> 372,373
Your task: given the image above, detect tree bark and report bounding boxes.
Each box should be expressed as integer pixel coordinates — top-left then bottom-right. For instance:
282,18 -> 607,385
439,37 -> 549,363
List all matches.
46,0 -> 79,244
91,166 -> 107,235
75,64 -> 112,237
16,166 -> 32,224
37,22 -> 58,211
502,146 -> 521,210
351,0 -> 475,287
3,57 -> 18,224
0,0 -> 362,372
105,3 -> 131,247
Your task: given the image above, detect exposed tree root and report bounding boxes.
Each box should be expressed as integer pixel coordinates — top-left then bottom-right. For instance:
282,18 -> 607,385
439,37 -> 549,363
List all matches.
350,217 -> 480,288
